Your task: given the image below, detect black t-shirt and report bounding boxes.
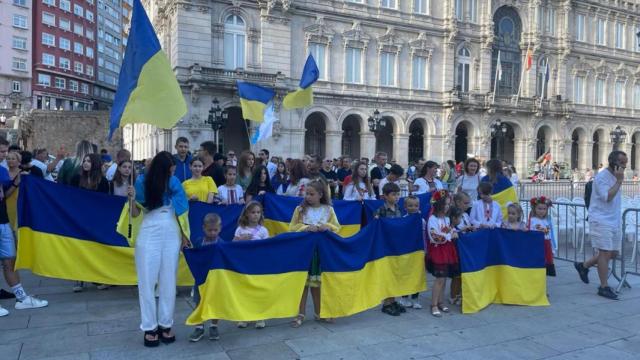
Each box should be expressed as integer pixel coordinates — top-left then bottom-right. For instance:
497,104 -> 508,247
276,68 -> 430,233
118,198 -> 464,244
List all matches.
320,169 -> 338,182
0,185 -> 11,224
336,168 -> 351,182
203,163 -> 226,187
69,174 -> 109,193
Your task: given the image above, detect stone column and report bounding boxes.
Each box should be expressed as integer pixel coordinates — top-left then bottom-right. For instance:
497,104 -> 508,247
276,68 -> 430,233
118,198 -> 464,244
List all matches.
513,138 -> 529,177
473,136 -> 491,162
621,142 -> 634,179
635,141 -> 640,174
422,134 -> 430,160
325,130 -> 343,160
599,140 -> 612,167
393,133 -> 409,168
360,132 -> 376,160
427,134 -> 445,163
579,140 -> 593,171
556,139 -> 572,165
287,128 -> 306,160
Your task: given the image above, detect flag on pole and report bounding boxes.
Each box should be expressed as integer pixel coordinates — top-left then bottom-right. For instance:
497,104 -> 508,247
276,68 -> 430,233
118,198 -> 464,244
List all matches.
237,81 -> 275,122
525,46 -> 533,71
544,59 -> 550,84
283,54 -> 320,110
108,0 -> 187,140
492,50 -> 502,105
250,102 -> 277,144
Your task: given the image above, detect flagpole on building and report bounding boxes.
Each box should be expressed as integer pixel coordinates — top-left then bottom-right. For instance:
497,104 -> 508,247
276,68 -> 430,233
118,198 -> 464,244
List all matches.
128,124 -> 134,239
539,58 -> 548,109
514,45 -> 529,107
492,50 -> 501,105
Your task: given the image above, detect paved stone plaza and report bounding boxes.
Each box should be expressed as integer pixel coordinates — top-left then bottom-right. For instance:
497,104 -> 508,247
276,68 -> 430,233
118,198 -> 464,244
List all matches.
2,260 -> 640,360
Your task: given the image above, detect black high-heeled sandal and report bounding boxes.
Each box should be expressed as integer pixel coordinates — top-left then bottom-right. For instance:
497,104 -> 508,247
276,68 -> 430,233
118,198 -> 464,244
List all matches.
158,326 -> 176,344
143,329 -> 159,347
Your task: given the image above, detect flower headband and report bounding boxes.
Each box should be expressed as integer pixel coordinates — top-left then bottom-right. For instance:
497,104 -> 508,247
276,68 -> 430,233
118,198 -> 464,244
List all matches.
530,196 -> 552,207
430,189 -> 449,205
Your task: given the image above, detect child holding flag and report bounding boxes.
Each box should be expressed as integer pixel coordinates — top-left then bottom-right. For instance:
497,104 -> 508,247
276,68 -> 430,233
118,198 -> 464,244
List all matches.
528,197 -> 556,277
470,182 -> 502,228
398,195 -> 425,309
289,180 -> 340,327
234,201 -> 269,329
189,213 -> 223,342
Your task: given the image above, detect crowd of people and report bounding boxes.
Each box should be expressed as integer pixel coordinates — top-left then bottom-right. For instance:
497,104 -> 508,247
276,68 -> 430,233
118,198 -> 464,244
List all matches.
0,135 -> 627,348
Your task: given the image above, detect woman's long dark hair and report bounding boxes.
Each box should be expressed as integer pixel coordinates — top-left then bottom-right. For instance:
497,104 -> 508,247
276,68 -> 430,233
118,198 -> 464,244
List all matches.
79,153 -> 103,190
485,159 -> 503,183
246,165 -> 273,195
144,151 -> 175,210
113,160 -> 136,187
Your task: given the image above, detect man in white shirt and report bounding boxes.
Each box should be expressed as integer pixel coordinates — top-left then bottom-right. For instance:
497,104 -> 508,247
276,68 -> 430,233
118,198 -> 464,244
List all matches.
31,149 -> 55,181
259,149 -> 276,179
105,149 -> 131,181
574,151 -> 627,300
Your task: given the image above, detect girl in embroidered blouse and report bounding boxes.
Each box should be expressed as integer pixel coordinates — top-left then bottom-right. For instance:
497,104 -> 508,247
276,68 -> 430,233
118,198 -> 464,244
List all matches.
502,202 -> 526,231
288,180 -> 340,328
342,161 -> 375,201
426,190 -> 460,318
528,196 -> 556,277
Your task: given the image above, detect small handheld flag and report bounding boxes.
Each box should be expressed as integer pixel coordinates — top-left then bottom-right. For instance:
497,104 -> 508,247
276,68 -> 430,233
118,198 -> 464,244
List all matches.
237,81 -> 275,122
251,102 -> 277,144
108,0 -> 186,140
283,54 -> 320,110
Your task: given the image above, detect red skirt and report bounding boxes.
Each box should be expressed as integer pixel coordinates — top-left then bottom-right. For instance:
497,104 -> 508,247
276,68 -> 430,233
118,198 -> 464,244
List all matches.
544,239 -> 556,277
426,241 -> 460,278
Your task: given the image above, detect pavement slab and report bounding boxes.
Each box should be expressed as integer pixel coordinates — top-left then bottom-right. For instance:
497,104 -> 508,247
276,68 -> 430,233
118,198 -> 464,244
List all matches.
1,259 -> 639,359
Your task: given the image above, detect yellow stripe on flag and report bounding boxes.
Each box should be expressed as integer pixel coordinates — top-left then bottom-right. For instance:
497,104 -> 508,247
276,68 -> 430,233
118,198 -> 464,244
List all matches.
186,270 -> 308,324
239,98 -> 268,122
120,52 -> 187,128
282,86 -> 313,110
320,250 -> 426,318
461,264 -> 549,314
263,219 -> 360,238
492,186 -> 519,219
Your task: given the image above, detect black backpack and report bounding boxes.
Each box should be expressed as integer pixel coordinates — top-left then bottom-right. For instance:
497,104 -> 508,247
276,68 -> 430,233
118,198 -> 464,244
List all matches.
584,179 -> 593,210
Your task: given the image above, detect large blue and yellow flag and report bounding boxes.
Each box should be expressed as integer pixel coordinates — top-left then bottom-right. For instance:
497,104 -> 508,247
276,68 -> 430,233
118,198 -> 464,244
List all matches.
283,54 -> 319,109
187,201 -> 243,243
16,176 -> 194,286
237,81 -> 275,122
108,0 -> 186,139
183,232 -> 320,323
481,175 -> 518,219
262,193 -> 361,237
318,215 -> 427,318
457,229 -> 549,314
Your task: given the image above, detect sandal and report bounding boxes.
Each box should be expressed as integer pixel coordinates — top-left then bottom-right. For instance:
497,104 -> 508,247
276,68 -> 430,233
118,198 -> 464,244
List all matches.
143,329 -> 159,347
314,313 -> 335,323
438,304 -> 450,313
431,306 -> 442,317
290,313 -> 305,328
158,326 -> 175,344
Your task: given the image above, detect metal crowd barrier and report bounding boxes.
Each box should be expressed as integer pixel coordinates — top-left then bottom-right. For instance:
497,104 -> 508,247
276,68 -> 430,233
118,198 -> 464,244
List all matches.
517,180 -> 640,201
617,208 -> 640,292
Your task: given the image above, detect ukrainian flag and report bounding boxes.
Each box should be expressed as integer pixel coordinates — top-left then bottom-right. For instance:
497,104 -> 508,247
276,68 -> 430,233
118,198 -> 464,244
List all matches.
16,176 -> 194,286
187,201 -> 244,243
262,193 -> 361,237
283,54 -> 319,109
458,229 -> 549,314
318,215 -> 427,318
108,0 -> 186,140
482,175 -> 518,219
184,231 -> 320,323
237,81 -> 275,122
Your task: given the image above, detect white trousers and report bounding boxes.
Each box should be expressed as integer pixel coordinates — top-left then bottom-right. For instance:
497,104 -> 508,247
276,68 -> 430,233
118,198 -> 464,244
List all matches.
135,207 -> 181,331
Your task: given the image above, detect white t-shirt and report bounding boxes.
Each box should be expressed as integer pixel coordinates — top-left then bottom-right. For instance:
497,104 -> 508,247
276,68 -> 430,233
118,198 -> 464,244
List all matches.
343,181 -> 374,201
217,184 -> 244,205
105,162 -> 118,181
456,174 -> 480,200
413,177 -> 444,195
470,199 -> 502,228
234,225 -> 269,240
31,159 -> 54,181
378,177 -> 400,197
589,169 -> 622,228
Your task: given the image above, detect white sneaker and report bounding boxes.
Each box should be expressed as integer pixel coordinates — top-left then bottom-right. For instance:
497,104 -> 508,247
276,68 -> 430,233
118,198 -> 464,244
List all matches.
72,281 -> 84,292
412,302 -> 423,309
0,305 -> 8,316
255,320 -> 266,329
398,298 -> 413,307
96,284 -> 111,290
237,322 -> 248,328
15,295 -> 48,310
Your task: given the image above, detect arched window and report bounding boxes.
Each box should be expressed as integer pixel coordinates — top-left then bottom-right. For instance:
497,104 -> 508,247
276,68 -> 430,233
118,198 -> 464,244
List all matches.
224,15 -> 246,70
456,47 -> 471,92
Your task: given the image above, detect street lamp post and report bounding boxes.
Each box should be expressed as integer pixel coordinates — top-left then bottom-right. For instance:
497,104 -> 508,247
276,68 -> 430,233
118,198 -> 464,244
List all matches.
206,98 -> 228,153
610,125 -> 627,151
490,119 -> 508,159
367,109 -> 386,133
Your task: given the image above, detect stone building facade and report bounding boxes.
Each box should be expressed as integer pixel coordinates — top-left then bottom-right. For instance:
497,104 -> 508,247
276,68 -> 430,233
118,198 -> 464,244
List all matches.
127,0 -> 640,176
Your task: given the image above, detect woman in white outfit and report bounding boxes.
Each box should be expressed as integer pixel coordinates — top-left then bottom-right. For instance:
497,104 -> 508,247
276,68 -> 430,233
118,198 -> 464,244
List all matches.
455,158 -> 481,200
343,161 -> 375,201
413,161 -> 445,195
128,151 -> 191,347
